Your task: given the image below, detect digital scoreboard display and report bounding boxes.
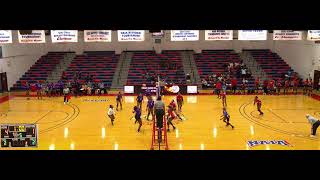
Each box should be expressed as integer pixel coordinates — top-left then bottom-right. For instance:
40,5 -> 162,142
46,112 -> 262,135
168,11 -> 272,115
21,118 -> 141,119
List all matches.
1,124 -> 38,148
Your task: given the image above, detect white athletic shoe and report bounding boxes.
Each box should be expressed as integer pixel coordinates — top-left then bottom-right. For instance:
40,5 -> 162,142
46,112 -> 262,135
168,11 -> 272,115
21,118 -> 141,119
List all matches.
310,135 -> 316,138
64,102 -> 66,105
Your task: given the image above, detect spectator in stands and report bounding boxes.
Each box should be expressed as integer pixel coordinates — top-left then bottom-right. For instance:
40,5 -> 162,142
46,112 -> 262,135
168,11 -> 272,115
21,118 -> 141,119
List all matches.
202,79 -> 210,89
241,67 -> 247,79
186,73 -> 191,82
98,82 -> 105,94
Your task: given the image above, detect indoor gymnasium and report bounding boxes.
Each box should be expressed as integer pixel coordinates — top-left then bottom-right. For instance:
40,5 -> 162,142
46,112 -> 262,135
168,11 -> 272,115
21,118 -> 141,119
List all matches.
1,30 -> 320,150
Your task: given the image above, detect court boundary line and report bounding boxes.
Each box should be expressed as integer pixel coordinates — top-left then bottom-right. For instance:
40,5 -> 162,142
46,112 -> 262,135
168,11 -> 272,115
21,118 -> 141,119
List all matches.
239,101 -> 318,141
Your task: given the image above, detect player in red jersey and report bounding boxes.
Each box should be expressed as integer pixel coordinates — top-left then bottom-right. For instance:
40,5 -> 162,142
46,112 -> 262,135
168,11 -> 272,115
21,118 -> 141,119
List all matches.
176,92 -> 184,112
254,96 -> 264,115
221,91 -> 227,108
166,105 -> 176,132
169,99 -> 183,120
231,77 -> 237,94
216,81 -> 222,98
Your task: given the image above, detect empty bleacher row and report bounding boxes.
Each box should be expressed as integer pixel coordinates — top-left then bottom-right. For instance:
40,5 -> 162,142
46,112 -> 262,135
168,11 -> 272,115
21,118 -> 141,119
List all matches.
244,49 -> 295,80
62,51 -> 119,87
194,50 -> 254,87
11,49 -> 299,91
127,50 -> 185,85
11,52 -> 69,90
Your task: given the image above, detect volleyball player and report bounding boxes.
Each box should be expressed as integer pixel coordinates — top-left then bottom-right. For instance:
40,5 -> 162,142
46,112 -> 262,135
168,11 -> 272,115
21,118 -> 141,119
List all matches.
133,106 -> 142,132
220,107 -> 234,129
116,91 -> 123,111
216,81 -> 222,98
167,105 -> 176,132
231,77 -> 237,94
169,99 -> 183,120
107,105 -> 116,126
254,96 -> 264,115
63,85 -> 70,104
176,92 -> 184,112
221,91 -> 227,108
146,96 -> 154,121
136,93 -> 143,110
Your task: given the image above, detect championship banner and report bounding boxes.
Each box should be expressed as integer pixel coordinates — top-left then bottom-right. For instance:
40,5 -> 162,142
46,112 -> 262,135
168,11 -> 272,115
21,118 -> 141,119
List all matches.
84,30 -> 112,42
273,30 -> 302,40
171,30 -> 199,41
51,30 -> 78,43
0,30 -> 12,44
117,30 -> 145,41
18,30 -> 46,43
238,30 -> 267,40
205,30 -> 233,40
307,30 -> 320,41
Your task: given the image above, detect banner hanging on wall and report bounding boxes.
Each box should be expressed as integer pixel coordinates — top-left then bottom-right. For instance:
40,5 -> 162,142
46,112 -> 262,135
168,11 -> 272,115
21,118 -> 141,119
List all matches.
273,30 -> 302,40
84,30 -> 112,42
307,30 -> 320,41
171,30 -> 199,41
0,30 -> 12,44
238,30 -> 267,40
51,30 -> 78,43
205,30 -> 233,40
18,30 -> 46,43
117,30 -> 145,41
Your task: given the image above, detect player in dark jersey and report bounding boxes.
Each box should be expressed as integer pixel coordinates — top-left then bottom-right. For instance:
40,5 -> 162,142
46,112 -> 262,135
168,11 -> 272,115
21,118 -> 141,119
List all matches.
220,107 -> 234,129
176,92 -> 184,112
116,91 -> 123,111
146,96 -> 155,120
133,106 -> 142,132
167,105 -> 176,132
254,96 -> 264,115
136,93 -> 143,110
221,91 -> 227,108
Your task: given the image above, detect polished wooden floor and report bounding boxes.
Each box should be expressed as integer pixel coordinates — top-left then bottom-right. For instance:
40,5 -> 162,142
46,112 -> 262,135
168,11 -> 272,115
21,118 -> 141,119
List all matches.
1,92 -> 320,150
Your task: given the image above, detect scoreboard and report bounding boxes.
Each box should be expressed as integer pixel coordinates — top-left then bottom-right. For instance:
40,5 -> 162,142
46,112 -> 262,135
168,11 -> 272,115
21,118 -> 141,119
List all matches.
1,124 -> 38,148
